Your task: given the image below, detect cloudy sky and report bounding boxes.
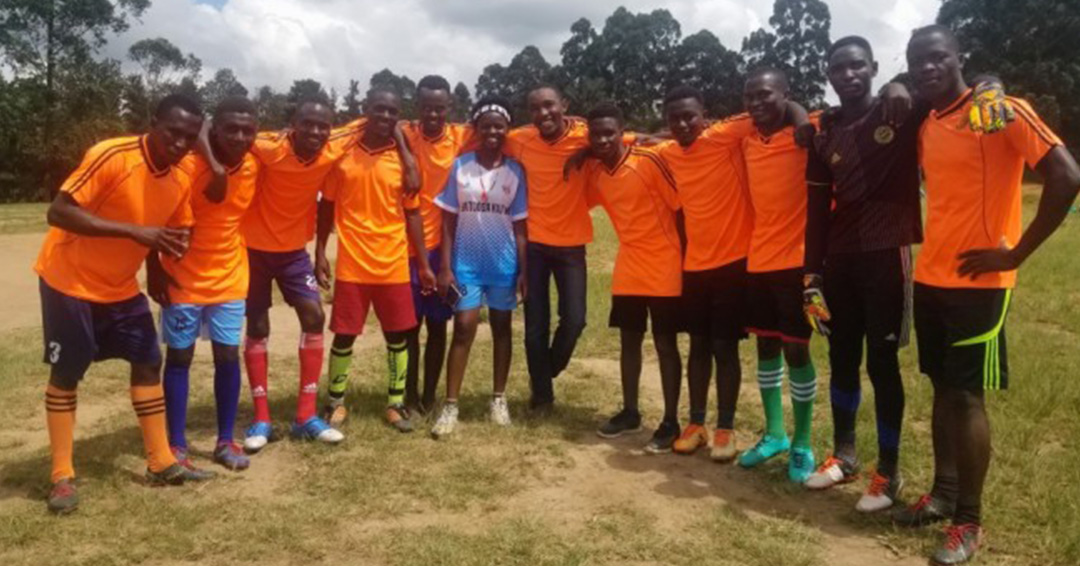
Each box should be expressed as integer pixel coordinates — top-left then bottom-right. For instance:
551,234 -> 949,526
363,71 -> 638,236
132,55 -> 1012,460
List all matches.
102,0 -> 941,100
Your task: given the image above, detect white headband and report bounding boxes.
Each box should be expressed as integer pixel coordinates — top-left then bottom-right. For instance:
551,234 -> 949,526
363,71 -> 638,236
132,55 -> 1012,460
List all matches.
472,104 -> 511,124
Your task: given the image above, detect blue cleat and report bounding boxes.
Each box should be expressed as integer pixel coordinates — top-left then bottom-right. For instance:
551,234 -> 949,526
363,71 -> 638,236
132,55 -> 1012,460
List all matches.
788,446 -> 816,484
290,416 -> 345,444
214,441 -> 251,471
737,434 -> 791,468
243,421 -> 274,454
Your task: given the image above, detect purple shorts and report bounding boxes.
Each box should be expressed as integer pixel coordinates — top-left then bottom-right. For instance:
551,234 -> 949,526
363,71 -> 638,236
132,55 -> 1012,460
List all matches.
40,278 -> 161,385
409,247 -> 453,324
246,248 -> 322,315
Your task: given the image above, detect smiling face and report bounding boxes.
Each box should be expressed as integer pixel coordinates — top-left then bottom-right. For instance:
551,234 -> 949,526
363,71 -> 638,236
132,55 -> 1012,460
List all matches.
365,90 -> 401,139
211,111 -> 258,166
827,43 -> 878,103
475,111 -> 509,153
907,31 -> 963,104
417,87 -> 451,137
148,106 -> 204,166
527,87 -> 568,139
743,72 -> 788,131
290,102 -> 333,157
664,97 -> 706,147
588,116 -> 624,163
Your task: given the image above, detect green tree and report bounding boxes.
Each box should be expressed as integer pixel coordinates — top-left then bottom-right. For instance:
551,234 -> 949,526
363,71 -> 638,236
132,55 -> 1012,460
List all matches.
476,45 -> 553,123
367,68 -> 417,118
554,18 -> 608,113
741,0 -> 831,108
127,37 -> 201,98
340,79 -> 362,124
254,85 -> 289,129
593,8 -> 682,124
199,68 -> 248,110
670,29 -> 744,117
937,0 -> 1080,148
451,81 -> 473,122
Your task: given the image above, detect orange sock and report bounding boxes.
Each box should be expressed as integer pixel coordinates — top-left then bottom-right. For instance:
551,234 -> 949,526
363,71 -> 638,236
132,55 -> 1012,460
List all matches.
131,384 -> 177,473
46,385 -> 77,483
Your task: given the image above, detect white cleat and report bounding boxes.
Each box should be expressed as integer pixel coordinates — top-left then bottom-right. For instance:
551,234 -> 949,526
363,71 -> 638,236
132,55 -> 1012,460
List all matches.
490,396 -> 512,427
431,404 -> 459,439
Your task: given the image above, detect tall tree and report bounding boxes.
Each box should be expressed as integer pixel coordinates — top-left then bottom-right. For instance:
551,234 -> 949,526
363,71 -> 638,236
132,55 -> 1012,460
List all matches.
340,79 -> 362,124
254,85 -> 289,130
741,0 -> 831,108
199,68 -> 248,110
553,18 -> 609,115
670,29 -> 744,117
368,68 -> 417,118
451,81 -> 472,122
475,45 -> 553,123
937,0 -> 1080,148
127,37 -> 202,98
593,8 -> 682,123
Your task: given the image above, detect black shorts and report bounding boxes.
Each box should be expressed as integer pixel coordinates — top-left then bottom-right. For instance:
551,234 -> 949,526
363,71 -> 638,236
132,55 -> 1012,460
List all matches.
609,295 -> 683,335
746,268 -> 812,344
824,247 -> 912,348
40,278 -> 161,385
914,283 -> 1011,391
682,259 -> 748,340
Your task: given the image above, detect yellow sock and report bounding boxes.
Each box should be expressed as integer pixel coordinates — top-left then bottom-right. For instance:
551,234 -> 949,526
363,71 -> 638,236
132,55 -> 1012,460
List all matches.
131,384 -> 176,473
46,385 -> 77,483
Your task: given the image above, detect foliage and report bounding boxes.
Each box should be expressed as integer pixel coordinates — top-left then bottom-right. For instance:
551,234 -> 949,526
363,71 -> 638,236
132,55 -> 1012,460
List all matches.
451,81 -> 473,122
741,0 -> 832,108
368,68 -> 418,119
199,68 -> 248,111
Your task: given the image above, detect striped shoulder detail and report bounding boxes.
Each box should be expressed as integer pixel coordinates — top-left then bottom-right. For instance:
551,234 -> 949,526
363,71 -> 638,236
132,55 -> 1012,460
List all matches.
67,139 -> 142,195
631,148 -> 677,190
720,112 -> 753,125
1006,97 -> 1060,147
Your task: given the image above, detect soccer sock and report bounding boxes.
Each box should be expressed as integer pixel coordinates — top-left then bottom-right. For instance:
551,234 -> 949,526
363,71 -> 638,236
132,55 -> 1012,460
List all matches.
387,340 -> 408,406
162,363 -> 190,449
876,418 -> 901,477
829,383 -> 860,460
932,473 -> 960,503
214,359 -> 241,444
327,345 -> 353,401
45,385 -> 77,483
789,362 -> 818,450
296,332 -> 324,424
244,337 -> 270,423
757,356 -> 786,439
131,384 -> 177,473
954,502 -> 982,526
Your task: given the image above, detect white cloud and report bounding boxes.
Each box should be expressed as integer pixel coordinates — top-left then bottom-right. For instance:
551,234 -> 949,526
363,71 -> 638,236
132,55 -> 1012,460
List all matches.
104,0 -> 944,103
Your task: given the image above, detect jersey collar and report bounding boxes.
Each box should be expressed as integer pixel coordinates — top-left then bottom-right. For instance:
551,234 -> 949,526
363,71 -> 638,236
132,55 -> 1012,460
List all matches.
140,135 -> 171,177
287,132 -> 320,166
935,88 -> 973,120
357,136 -> 398,155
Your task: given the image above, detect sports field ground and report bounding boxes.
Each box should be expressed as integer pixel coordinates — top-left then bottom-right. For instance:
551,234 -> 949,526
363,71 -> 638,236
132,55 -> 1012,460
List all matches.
0,193 -> 1077,566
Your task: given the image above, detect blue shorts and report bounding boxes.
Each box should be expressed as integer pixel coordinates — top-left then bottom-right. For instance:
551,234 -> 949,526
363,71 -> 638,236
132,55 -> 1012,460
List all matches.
40,278 -> 161,384
410,247 -> 453,324
247,248 -> 321,315
161,301 -> 246,349
458,283 -> 517,312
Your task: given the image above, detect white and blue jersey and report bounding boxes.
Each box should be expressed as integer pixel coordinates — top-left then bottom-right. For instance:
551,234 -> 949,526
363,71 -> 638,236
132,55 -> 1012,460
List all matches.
434,152 -> 528,287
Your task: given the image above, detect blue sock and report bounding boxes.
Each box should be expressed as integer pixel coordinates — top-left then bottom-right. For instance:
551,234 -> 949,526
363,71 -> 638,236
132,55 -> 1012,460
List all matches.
163,363 -> 190,449
214,359 -> 242,444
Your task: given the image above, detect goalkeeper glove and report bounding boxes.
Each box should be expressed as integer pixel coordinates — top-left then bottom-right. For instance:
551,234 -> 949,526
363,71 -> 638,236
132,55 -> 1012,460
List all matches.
969,82 -> 1016,133
802,274 -> 831,337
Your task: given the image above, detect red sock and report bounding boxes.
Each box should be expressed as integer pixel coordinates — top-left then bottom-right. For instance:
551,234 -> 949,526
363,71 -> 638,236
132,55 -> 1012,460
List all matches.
297,332 -> 324,423
244,337 -> 270,423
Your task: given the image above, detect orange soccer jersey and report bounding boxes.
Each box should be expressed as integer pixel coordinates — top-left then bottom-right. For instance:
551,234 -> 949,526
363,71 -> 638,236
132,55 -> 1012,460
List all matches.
242,122 -> 361,252
743,122 -> 813,273
655,114 -> 756,272
35,136 -> 195,303
584,148 -> 682,297
916,93 -> 1062,289
324,138 -> 420,285
162,152 -> 259,304
402,122 -> 474,253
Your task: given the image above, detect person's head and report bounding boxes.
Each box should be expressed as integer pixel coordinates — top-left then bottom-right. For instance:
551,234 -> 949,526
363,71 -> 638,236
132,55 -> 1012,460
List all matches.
148,94 -> 204,166
906,25 -> 964,103
526,85 -> 568,138
364,88 -> 401,140
210,96 -> 258,166
663,85 -> 706,147
743,67 -> 790,130
826,36 -> 878,103
290,97 -> 333,157
416,75 -> 452,136
586,102 -> 625,163
470,95 -> 513,154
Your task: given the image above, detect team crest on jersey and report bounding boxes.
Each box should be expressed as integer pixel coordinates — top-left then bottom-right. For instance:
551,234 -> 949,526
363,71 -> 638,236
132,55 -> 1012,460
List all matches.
874,125 -> 896,145
830,152 -> 842,165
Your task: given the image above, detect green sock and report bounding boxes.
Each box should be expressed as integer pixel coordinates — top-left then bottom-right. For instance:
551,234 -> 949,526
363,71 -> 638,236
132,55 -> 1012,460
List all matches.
757,356 -> 786,439
789,362 -> 817,449
328,346 -> 352,400
387,341 -> 408,406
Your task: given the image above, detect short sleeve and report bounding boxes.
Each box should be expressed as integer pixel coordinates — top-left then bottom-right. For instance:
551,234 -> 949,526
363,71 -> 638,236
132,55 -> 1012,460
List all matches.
59,142 -> 127,206
504,129 -> 527,160
1005,98 -> 1063,169
699,114 -> 756,148
434,160 -> 460,213
322,164 -> 343,201
508,162 -> 528,220
805,140 -> 833,186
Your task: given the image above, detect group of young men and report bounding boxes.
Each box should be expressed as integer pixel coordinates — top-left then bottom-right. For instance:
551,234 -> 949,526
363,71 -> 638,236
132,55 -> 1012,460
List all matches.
33,23 -> 1079,566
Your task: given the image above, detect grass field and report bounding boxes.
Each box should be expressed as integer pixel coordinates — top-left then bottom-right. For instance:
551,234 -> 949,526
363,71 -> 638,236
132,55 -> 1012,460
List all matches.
0,194 -> 1078,566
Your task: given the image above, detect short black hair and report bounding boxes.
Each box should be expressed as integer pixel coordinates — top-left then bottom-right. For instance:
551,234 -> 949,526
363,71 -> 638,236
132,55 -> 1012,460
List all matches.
827,35 -> 874,62
366,87 -> 399,103
663,85 -> 704,107
213,96 -> 256,122
586,101 -> 623,125
294,95 -> 332,114
746,67 -> 790,91
910,24 -> 960,53
154,94 -> 203,120
528,83 -> 563,99
470,95 -> 513,124
417,75 -> 451,94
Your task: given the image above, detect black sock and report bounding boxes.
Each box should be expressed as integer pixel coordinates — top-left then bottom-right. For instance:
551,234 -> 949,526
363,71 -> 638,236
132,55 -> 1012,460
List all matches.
954,501 -> 981,526
931,474 -> 959,503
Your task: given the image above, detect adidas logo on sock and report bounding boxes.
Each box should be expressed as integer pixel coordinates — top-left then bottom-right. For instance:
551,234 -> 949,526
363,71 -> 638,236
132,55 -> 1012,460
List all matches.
302,383 -> 319,394
252,386 -> 267,397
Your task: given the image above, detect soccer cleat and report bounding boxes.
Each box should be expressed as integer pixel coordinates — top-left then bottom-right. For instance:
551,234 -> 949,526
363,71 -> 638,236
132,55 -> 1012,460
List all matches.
673,424 -> 708,455
291,416 -> 345,444
47,478 -> 78,515
805,455 -> 859,490
323,400 -> 349,428
892,493 -> 956,528
710,429 -> 738,463
596,409 -> 643,438
170,447 -> 217,482
788,447 -> 815,484
431,404 -> 459,439
644,420 -> 681,454
931,524 -> 982,565
856,471 -> 903,513
385,404 -> 414,433
146,463 -> 188,486
243,421 -> 274,454
737,434 -> 791,468
490,396 -> 512,427
213,441 -> 251,471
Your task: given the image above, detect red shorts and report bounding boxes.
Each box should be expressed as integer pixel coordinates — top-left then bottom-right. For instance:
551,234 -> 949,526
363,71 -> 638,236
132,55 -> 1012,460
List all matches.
329,281 -> 417,335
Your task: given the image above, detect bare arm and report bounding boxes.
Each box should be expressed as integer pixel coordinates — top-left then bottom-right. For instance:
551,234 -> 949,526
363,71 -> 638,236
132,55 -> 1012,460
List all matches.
47,192 -> 189,258
406,208 -> 435,292
394,123 -> 422,197
437,210 -> 458,297
513,219 -> 528,303
314,198 -> 335,290
197,119 -> 228,203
